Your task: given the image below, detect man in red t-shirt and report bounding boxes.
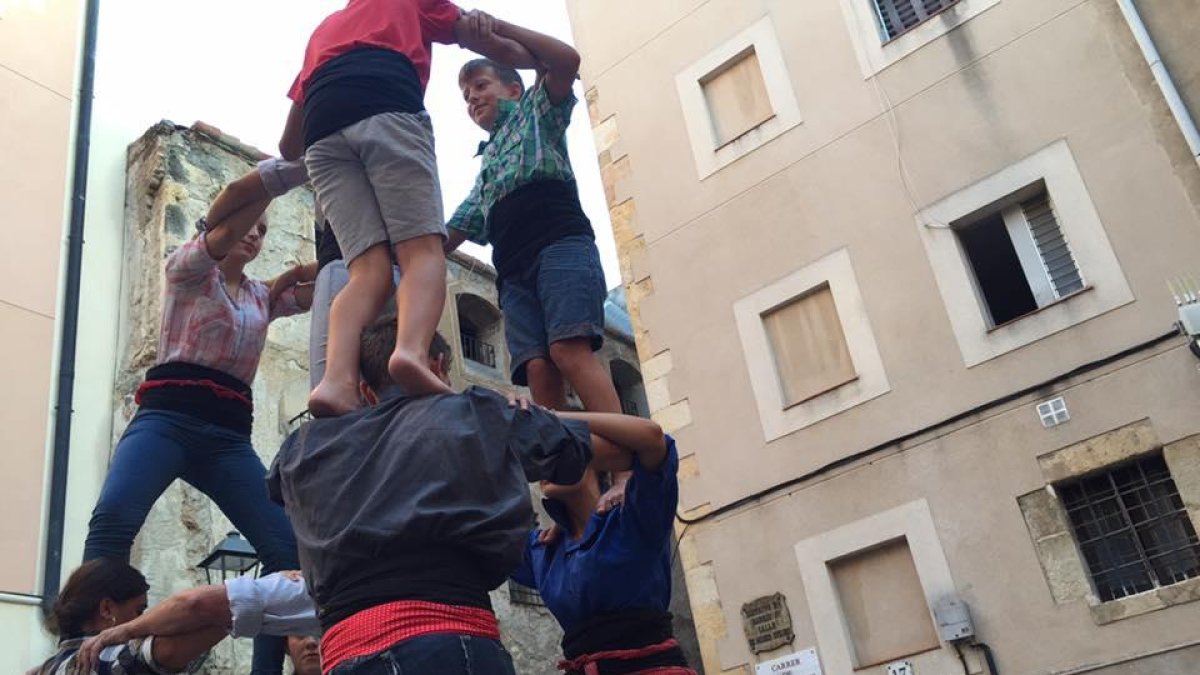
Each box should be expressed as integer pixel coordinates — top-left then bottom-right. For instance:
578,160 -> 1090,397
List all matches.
280,2 -> 535,418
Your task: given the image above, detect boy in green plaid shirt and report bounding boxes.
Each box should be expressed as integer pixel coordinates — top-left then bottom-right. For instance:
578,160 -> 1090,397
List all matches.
446,14 -> 629,508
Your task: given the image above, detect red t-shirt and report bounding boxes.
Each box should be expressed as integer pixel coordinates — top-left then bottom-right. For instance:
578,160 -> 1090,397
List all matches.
289,0 -> 461,102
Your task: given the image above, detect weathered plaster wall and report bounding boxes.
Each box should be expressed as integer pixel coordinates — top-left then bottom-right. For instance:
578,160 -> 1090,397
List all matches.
567,0 -> 1200,673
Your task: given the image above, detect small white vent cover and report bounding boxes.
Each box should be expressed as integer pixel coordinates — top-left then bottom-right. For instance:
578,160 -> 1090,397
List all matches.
1037,397 -> 1070,428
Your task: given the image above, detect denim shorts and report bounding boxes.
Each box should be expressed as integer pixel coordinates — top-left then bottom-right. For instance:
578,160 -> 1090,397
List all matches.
499,235 -> 606,386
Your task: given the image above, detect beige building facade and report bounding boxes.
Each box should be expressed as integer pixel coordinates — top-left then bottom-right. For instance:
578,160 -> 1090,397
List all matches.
0,0 -> 86,670
567,0 -> 1200,673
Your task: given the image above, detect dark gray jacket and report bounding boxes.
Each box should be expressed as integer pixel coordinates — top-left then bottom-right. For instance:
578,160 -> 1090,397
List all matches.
267,385 -> 591,627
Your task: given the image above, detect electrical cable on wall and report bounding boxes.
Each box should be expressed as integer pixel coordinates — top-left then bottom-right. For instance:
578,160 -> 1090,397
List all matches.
867,71 -> 950,229
676,329 -> 1181,527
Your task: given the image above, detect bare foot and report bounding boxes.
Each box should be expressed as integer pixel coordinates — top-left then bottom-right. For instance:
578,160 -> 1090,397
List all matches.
308,379 -> 360,417
388,349 -> 452,396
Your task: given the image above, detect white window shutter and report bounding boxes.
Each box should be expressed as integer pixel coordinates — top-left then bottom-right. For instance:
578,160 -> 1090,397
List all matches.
1022,192 -> 1085,298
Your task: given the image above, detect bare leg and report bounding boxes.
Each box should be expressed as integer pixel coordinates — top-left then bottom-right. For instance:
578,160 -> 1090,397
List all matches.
548,338 -> 622,413
387,234 -> 452,395
526,357 -> 568,410
309,244 -> 393,417
549,337 -> 630,510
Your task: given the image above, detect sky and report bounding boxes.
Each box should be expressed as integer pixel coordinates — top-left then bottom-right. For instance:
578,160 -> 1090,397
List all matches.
89,0 -> 622,288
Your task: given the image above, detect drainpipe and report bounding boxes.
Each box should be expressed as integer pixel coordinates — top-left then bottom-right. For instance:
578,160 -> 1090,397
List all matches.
1116,0 -> 1200,170
43,0 -> 100,601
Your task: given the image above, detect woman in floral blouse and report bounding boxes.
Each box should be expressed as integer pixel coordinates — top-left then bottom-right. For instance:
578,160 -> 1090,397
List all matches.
81,158 -> 314,674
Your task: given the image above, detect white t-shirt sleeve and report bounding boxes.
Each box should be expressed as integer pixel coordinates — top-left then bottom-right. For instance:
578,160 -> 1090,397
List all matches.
226,573 -> 320,638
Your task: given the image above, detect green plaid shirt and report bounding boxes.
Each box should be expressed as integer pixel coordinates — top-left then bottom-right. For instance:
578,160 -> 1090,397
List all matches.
448,82 -> 577,244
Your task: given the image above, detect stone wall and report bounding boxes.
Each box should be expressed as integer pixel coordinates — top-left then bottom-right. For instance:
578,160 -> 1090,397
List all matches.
117,121 -> 678,674
582,84 -> 707,674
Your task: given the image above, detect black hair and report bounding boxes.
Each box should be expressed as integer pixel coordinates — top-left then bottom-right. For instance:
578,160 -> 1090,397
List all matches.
46,559 -> 148,638
359,312 -> 453,391
458,58 -> 526,95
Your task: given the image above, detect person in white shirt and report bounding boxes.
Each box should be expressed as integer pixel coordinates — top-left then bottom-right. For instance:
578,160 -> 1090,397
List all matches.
73,571 -> 319,672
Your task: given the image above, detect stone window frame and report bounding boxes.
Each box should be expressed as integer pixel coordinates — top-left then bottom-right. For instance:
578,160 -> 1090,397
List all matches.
915,139 -> 1134,367
1018,419 -> 1200,625
835,0 -> 1000,78
453,292 -> 507,378
793,499 -> 959,674
733,247 -> 890,442
675,15 -> 803,179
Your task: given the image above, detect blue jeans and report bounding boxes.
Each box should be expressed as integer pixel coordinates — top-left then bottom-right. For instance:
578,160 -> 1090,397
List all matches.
330,634 -> 517,675
499,235 -> 607,386
83,408 -> 299,675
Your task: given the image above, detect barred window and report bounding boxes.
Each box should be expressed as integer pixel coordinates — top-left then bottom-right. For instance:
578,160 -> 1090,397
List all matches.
1060,454 -> 1200,602
873,0 -> 962,40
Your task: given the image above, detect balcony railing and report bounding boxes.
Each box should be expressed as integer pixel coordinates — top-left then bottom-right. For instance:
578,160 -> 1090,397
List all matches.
461,333 -> 497,368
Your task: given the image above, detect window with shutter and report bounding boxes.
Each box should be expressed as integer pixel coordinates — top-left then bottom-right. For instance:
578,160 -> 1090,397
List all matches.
761,284 -> 858,407
873,0 -> 963,40
700,48 -> 775,147
954,181 -> 1086,327
1023,191 -> 1085,298
829,538 -> 941,667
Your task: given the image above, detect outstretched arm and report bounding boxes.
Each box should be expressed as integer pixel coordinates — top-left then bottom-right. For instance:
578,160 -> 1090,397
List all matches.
267,261 -> 318,312
202,171 -> 272,261
152,628 -> 232,672
203,155 -> 309,261
491,18 -> 580,104
559,411 -> 668,472
455,10 -> 538,70
75,585 -> 231,671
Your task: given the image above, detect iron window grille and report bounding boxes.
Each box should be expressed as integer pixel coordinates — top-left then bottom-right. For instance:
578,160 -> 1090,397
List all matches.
1059,454 -> 1200,602
460,332 -> 497,368
507,579 -> 546,607
873,0 -> 962,41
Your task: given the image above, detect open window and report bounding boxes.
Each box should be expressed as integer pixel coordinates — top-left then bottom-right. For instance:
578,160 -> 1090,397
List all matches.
610,359 -> 648,417
954,181 -> 1085,327
455,294 -> 502,370
916,140 -> 1133,366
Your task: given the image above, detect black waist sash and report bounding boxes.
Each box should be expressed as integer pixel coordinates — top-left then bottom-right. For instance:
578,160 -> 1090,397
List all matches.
560,609 -> 688,675
488,180 -> 593,284
319,552 -> 493,631
137,362 -> 253,434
